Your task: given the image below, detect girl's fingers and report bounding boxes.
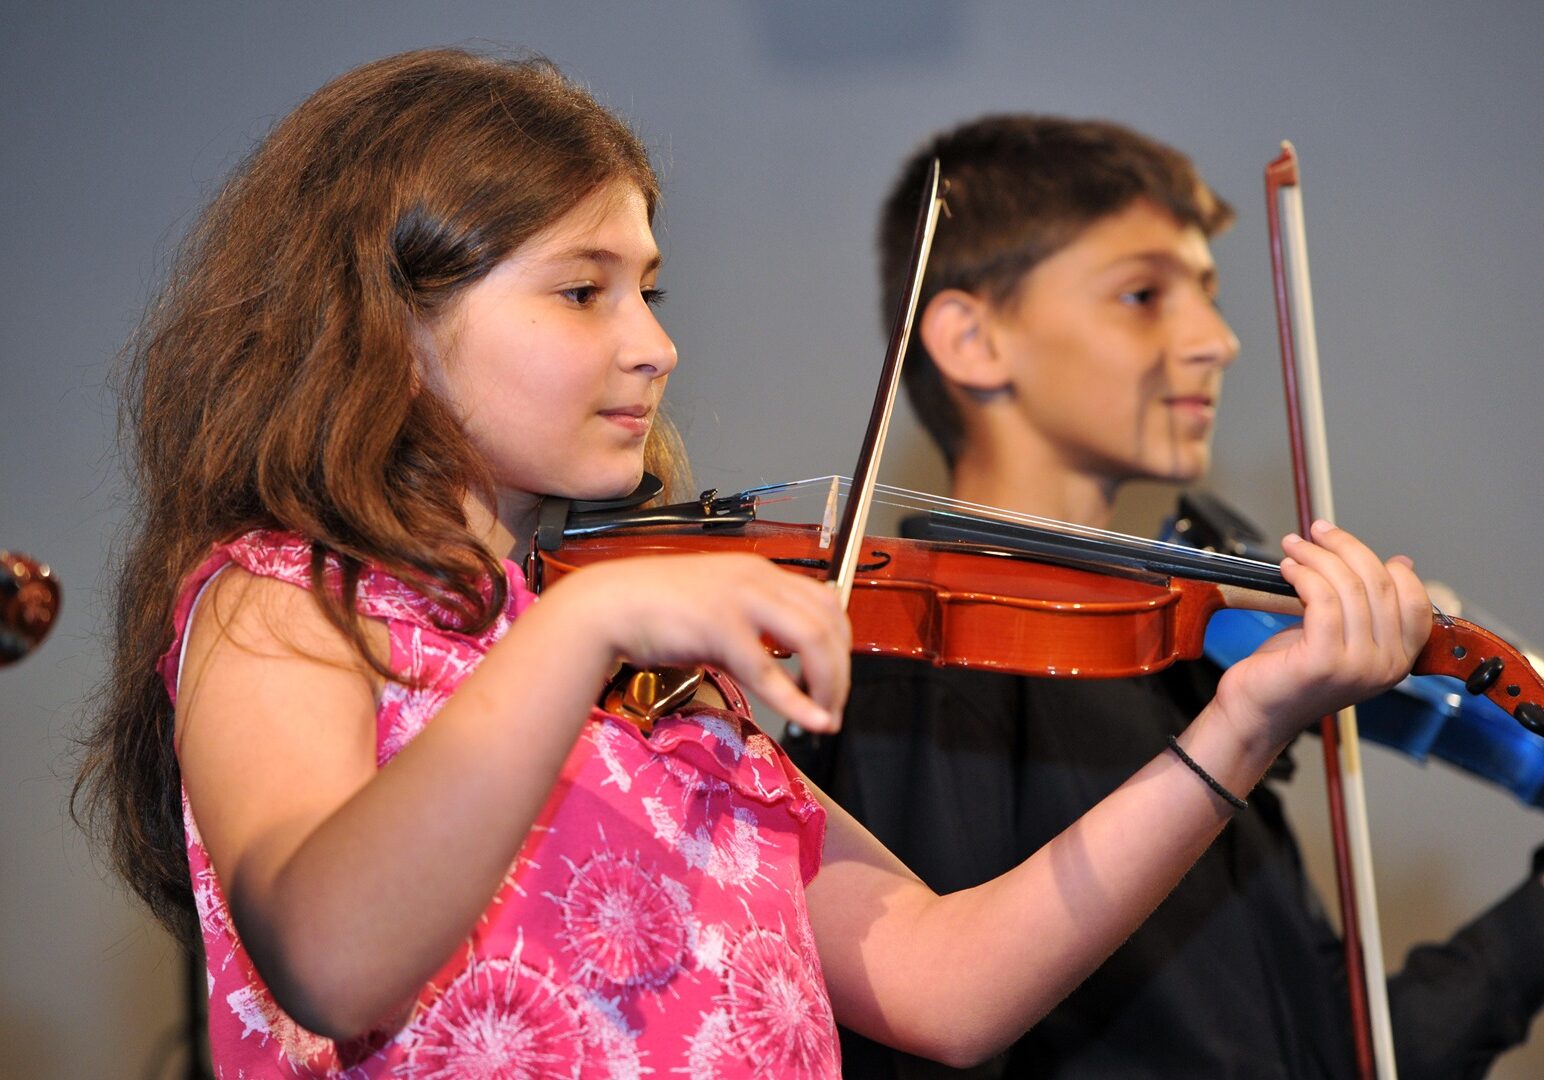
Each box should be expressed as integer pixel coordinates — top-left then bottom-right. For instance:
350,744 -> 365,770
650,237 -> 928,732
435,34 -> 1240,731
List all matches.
1385,555 -> 1434,660
732,570 -> 851,721
1297,523 -> 1430,675
1277,547 -> 1343,664
716,623 -> 838,731
1282,525 -> 1373,651
1305,521 -> 1406,651
1281,524 -> 1431,689
629,555 -> 847,731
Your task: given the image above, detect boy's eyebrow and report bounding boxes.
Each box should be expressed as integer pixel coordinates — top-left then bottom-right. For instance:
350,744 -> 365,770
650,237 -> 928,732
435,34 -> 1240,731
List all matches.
1106,251 -> 1218,288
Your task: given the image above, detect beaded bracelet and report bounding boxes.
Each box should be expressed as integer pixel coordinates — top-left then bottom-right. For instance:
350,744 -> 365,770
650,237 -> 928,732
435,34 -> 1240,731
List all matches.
1166,735 -> 1248,812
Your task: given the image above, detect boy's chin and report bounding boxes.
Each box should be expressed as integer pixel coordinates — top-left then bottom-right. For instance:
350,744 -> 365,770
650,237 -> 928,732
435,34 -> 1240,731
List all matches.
1145,447 -> 1211,486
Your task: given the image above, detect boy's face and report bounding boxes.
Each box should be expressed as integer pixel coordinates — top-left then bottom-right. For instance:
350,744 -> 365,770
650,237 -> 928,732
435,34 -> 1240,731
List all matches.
985,198 -> 1238,485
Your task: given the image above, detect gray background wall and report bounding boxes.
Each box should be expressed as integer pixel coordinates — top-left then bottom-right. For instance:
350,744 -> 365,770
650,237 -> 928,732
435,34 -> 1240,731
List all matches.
4,3 -> 1541,1075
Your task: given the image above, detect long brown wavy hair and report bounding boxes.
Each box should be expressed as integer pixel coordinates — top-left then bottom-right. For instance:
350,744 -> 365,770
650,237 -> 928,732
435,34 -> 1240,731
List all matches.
75,48 -> 687,946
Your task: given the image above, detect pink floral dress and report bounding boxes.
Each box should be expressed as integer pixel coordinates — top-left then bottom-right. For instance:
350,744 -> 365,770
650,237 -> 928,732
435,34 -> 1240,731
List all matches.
160,530 -> 840,1078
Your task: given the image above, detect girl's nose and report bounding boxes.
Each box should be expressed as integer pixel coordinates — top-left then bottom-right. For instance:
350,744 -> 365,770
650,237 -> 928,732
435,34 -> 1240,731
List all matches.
623,304 -> 678,378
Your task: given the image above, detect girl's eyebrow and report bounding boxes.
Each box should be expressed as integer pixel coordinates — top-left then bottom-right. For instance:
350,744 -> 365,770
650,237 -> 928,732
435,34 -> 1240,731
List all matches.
550,247 -> 663,273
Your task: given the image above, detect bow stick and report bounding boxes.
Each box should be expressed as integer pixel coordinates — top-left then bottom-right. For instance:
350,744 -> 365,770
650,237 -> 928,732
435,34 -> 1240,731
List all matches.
1266,141 -> 1395,1080
826,158 -> 944,603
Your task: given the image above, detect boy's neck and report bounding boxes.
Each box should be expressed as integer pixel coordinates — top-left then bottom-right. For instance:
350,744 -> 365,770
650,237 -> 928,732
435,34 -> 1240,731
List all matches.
949,442 -> 1120,531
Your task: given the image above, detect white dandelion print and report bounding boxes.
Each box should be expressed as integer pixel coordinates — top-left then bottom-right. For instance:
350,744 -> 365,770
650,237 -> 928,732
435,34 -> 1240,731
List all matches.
722,925 -> 835,1079
404,944 -> 587,1079
548,843 -> 691,992
675,1008 -> 736,1079
225,983 -> 334,1070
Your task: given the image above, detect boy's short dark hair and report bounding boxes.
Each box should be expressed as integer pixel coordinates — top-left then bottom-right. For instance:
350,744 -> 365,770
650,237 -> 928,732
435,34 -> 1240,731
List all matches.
879,115 -> 1235,466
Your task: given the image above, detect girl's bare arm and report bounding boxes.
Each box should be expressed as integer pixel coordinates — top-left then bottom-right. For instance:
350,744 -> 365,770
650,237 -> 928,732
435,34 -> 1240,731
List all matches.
177,552 -> 849,1039
806,523 -> 1431,1067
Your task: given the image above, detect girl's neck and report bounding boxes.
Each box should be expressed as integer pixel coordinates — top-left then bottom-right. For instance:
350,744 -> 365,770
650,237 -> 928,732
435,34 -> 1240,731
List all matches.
465,490 -> 542,564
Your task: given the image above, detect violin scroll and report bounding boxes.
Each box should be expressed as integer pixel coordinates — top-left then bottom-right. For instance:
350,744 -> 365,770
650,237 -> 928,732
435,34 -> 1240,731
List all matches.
1,551 -> 61,666
1417,616 -> 1544,736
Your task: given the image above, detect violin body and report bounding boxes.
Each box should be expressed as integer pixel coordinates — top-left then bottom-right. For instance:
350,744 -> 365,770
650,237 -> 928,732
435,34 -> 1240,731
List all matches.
532,519 -> 1237,680
531,503 -> 1544,743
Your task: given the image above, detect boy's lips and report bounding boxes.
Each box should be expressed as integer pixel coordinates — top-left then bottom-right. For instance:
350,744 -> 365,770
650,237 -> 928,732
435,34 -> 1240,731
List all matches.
1162,394 -> 1217,431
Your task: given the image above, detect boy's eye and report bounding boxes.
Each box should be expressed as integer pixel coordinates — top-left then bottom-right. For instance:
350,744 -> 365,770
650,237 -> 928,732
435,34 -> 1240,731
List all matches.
642,286 -> 668,308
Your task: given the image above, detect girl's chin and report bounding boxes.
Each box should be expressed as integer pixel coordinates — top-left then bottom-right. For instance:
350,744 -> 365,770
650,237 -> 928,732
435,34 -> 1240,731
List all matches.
553,469 -> 648,505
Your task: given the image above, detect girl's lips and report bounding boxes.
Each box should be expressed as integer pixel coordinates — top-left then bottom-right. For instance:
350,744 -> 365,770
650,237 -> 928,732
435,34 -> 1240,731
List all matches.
599,406 -> 651,436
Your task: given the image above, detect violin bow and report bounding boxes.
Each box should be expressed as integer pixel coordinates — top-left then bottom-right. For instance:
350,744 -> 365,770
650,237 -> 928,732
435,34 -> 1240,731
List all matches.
826,158 -> 945,603
1266,141 -> 1395,1080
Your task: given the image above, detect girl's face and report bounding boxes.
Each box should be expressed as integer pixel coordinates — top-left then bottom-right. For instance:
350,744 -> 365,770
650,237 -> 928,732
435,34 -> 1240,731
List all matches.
986,199 -> 1239,484
419,182 -> 676,525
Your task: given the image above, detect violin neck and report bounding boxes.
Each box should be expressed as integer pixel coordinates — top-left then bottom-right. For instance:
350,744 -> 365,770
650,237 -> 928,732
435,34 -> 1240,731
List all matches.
1214,582 -> 1304,617
918,510 -> 1297,599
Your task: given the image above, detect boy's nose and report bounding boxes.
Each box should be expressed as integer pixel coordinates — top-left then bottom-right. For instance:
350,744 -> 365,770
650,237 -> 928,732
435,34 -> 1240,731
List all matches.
1179,298 -> 1239,370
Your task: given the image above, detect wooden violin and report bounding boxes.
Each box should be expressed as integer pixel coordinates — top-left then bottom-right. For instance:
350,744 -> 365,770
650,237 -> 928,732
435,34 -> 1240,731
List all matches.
530,477 -> 1544,735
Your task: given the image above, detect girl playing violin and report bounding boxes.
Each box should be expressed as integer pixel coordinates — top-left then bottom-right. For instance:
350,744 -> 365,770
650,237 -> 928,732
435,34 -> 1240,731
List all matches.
76,51 -> 1432,1076
788,114 -> 1544,1078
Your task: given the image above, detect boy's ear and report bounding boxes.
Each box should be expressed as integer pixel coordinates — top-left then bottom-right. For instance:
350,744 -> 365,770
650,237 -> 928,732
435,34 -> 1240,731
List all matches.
919,288 -> 1011,393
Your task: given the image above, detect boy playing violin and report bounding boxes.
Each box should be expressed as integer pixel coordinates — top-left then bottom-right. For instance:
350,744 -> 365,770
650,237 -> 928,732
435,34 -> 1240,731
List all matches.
786,115 -> 1544,1079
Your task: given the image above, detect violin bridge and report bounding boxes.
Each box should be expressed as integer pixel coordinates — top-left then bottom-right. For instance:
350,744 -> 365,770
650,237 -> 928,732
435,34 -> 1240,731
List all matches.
601,664 -> 705,735
819,476 -> 840,550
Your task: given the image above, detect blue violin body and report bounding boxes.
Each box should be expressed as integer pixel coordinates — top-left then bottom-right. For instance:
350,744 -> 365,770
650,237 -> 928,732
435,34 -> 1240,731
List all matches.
1169,491 -> 1544,809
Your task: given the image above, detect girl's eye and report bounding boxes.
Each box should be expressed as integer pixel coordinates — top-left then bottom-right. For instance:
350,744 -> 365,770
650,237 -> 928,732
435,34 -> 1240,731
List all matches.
561,284 -> 600,306
642,286 -> 668,308
1120,286 -> 1159,307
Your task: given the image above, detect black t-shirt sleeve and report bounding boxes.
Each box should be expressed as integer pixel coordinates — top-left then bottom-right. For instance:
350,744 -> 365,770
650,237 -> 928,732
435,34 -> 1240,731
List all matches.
1389,866 -> 1544,1080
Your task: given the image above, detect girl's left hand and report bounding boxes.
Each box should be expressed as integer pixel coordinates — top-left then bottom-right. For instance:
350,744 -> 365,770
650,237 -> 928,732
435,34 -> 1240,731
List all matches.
1212,519 -> 1431,752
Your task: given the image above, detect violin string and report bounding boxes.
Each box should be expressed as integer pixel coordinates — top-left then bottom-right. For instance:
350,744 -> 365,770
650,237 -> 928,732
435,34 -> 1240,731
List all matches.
742,476 -> 1458,622
745,476 -> 1288,580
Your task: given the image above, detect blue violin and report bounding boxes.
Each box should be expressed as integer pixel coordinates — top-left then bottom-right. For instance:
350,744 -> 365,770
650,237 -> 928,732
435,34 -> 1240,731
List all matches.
1168,490 -> 1544,809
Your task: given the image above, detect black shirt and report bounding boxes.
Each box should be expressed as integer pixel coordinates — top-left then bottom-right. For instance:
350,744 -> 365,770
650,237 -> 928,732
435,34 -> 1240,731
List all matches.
785,655 -> 1544,1079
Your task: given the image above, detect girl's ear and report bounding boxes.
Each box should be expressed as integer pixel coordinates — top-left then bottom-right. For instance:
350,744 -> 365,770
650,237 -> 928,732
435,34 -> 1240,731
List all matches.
407,313 -> 441,399
919,288 -> 1012,393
